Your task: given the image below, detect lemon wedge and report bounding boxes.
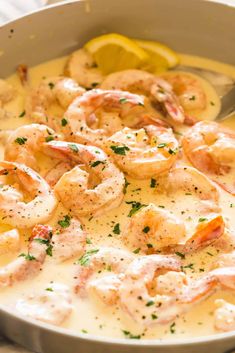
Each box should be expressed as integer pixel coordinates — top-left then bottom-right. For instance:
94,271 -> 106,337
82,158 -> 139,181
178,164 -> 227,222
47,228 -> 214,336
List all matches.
135,39 -> 179,73
84,33 -> 149,74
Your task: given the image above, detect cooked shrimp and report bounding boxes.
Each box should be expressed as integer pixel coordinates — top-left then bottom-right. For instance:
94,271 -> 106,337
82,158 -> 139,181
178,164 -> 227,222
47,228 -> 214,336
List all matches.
44,141 -> 125,217
62,89 -> 145,147
16,283 -> 73,326
101,69 -> 191,124
212,251 -> 235,269
214,299 -> 235,332
5,124 -> 60,171
44,161 -> 75,187
26,76 -> 85,129
0,229 -> 20,255
52,218 -> 86,262
74,247 -> 134,298
119,255 -> 215,325
209,267 -> 235,290
65,48 -> 104,89
158,166 -> 225,253
0,225 -> 52,287
182,121 -> 235,195
0,161 -> 57,228
122,203 -> 186,253
104,124 -> 178,179
160,72 -> 207,111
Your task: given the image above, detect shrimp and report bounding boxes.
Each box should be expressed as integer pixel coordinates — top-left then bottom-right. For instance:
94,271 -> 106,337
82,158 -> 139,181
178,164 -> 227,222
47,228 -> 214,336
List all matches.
52,218 -> 86,262
104,124 -> 178,179
160,72 -> 207,111
65,48 -> 104,89
119,255 -> 215,325
182,121 -> 235,195
74,247 -> 134,301
0,161 -> 57,228
5,124 -> 60,171
212,251 -> 235,269
101,69 -> 191,125
44,161 -> 75,187
214,299 -> 235,332
0,225 -> 52,287
122,203 -> 186,253
26,76 -> 85,129
158,166 -> 224,253
62,89 -> 146,147
0,229 -> 20,255
16,283 -> 73,326
43,141 -> 125,217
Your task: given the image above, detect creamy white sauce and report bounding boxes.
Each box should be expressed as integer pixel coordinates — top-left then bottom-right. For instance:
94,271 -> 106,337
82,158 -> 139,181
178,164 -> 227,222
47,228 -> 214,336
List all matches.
0,53 -> 234,341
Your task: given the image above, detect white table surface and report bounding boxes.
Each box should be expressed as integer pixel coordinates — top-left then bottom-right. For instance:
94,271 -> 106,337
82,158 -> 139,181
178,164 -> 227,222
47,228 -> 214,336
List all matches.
0,0 -> 234,352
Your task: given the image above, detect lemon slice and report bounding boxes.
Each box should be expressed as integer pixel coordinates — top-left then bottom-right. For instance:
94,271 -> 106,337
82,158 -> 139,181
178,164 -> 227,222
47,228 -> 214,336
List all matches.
135,39 -> 179,73
84,33 -> 149,74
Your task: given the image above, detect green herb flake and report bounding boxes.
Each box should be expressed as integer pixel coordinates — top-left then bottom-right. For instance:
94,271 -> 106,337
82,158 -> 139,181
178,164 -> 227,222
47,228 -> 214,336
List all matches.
143,226 -> 150,233
198,217 -> 207,222
168,148 -> 177,155
19,253 -> 36,261
151,314 -> 158,320
119,97 -> 127,104
126,201 -> 147,217
147,243 -> 153,248
146,300 -> 155,307
61,118 -> 68,127
15,137 -> 27,145
90,160 -> 105,168
91,82 -> 99,88
189,95 -> 196,101
19,110 -> 26,118
210,101 -> 215,106
123,178 -> 130,194
110,145 -> 130,155
45,287 -> 53,292
45,135 -> 54,142
133,248 -> 140,254
58,215 -> 71,228
86,238 -> 92,244
69,143 -> 79,153
170,322 -> 176,334
122,330 -> 141,339
113,223 -> 120,235
81,329 -> 88,334
157,143 -> 167,148
175,251 -> 185,259
76,249 -> 99,266
150,178 -> 156,188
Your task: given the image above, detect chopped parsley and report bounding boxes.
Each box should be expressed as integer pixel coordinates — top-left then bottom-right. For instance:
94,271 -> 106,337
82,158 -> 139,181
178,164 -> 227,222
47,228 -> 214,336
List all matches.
69,143 -> 79,153
86,238 -> 92,244
19,110 -> 25,118
151,314 -> 158,320
143,226 -> 150,233
133,248 -> 140,254
175,251 -> 185,259
110,145 -> 130,155
146,300 -> 155,307
61,118 -> 68,127
45,135 -> 54,142
122,330 -> 141,339
182,263 -> 194,270
15,137 -> 27,145
198,217 -> 207,222
150,178 -> 157,188
157,143 -> 167,148
34,237 -> 53,257
119,97 -> 127,104
168,148 -> 177,155
113,223 -> 120,235
76,249 -> 99,266
126,201 -> 147,217
170,322 -> 176,334
91,82 -> 99,88
48,82 -> 55,89
189,95 -> 196,101
58,215 -> 71,228
81,329 -> 88,334
45,287 -> 53,292
90,160 -> 105,168
19,253 -> 36,261
123,178 -> 130,194
147,243 -> 153,248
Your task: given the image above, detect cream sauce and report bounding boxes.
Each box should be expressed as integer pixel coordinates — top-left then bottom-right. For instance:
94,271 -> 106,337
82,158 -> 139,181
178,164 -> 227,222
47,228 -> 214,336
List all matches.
0,53 -> 234,341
